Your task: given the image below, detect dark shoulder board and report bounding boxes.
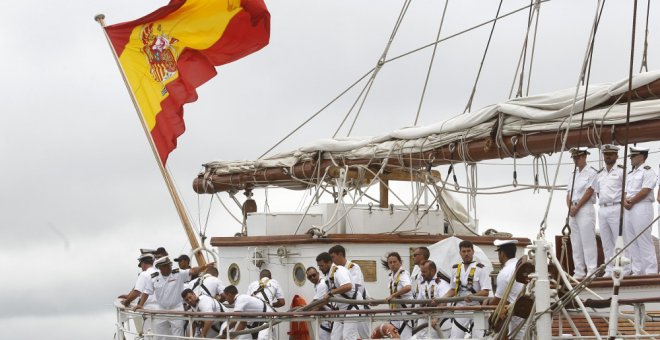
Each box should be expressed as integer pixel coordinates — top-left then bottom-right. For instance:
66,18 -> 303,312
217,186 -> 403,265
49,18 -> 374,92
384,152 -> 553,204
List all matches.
617,164 -> 624,169
590,166 -> 598,172
172,268 -> 180,274
151,272 -> 159,278
644,165 -> 651,170
452,264 -> 459,269
597,167 -> 604,173
476,263 -> 485,268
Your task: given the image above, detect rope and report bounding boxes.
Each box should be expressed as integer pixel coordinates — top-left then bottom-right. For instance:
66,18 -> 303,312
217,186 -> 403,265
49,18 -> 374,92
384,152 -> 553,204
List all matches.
463,0 -> 504,113
414,0 -> 449,125
537,0 -> 605,238
524,0 -> 542,96
639,0 -> 650,73
341,0 -> 412,137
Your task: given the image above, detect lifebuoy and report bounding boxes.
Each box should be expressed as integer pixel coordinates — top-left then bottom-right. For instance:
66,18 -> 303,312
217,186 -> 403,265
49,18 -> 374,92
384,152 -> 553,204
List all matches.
371,323 -> 401,339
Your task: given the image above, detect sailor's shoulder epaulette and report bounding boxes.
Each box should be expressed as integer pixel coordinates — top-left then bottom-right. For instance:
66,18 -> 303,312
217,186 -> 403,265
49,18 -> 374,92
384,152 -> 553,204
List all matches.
452,263 -> 459,269
644,165 -> 651,170
617,164 -> 624,169
476,263 -> 485,268
590,166 -> 598,172
597,167 -> 604,173
172,268 -> 180,274
151,272 -> 159,278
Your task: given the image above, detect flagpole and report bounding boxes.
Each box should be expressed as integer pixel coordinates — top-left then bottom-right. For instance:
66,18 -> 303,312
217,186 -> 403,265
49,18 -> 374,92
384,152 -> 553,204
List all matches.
95,14 -> 206,266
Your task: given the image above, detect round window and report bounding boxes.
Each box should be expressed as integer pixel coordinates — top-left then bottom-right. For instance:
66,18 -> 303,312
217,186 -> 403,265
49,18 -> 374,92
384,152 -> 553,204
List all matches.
228,263 -> 240,285
293,263 -> 306,287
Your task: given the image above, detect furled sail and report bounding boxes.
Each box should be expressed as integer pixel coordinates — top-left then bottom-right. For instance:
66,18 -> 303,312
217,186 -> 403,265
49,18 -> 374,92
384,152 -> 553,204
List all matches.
194,71 -> 660,194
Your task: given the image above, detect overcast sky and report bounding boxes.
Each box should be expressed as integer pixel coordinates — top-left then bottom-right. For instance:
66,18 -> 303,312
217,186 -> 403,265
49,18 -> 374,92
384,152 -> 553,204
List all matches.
1,0 -> 659,338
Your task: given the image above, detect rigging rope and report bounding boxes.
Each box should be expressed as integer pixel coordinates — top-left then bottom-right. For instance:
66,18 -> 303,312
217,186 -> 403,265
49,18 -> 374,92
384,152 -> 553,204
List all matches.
463,0 -> 504,113
537,0 -> 605,238
414,0 -> 449,125
639,0 -> 650,73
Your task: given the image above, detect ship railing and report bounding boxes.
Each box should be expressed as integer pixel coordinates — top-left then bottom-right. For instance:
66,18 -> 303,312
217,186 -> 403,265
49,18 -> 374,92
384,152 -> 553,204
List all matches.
114,298 -> 496,339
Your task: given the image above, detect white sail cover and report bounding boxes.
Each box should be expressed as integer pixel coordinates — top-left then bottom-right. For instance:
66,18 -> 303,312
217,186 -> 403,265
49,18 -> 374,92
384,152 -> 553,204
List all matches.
428,236 -> 494,279
206,71 -> 660,173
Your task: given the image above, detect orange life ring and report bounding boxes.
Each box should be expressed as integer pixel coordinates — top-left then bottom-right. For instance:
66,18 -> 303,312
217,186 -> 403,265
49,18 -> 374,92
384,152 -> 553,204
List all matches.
371,323 -> 401,339
288,294 -> 311,340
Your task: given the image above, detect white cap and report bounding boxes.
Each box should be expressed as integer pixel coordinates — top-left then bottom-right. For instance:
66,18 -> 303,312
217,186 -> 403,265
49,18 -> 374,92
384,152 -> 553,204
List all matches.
601,144 -> 620,153
629,146 -> 649,155
137,253 -> 155,261
155,256 -> 173,267
569,147 -> 590,156
494,239 -> 518,251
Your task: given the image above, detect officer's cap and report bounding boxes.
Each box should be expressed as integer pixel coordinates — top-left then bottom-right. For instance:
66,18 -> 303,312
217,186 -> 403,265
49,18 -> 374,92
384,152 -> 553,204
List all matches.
155,256 -> 173,267
601,144 -> 620,153
569,147 -> 590,157
629,146 -> 649,156
494,239 -> 518,252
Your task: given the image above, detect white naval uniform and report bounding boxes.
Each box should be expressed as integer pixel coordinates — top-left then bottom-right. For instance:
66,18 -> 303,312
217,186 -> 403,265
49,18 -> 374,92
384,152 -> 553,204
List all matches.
410,264 -> 422,300
325,264 -> 362,340
448,261 -> 492,339
247,278 -> 284,307
344,261 -> 371,338
625,163 -> 658,275
312,278 -> 333,340
495,258 -> 525,340
388,268 -> 413,339
567,166 -> 598,278
132,266 -> 159,335
232,294 -> 275,340
595,165 -> 624,277
188,274 -> 225,298
146,269 -> 191,339
413,278 -> 451,339
191,294 -> 225,338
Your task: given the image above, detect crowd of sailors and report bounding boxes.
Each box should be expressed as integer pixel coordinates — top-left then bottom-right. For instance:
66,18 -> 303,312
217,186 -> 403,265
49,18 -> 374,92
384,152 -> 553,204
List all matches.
119,240 -> 526,339
567,145 -> 660,279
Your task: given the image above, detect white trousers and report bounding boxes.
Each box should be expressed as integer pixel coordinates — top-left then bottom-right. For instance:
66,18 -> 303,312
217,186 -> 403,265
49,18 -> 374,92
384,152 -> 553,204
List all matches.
330,320 -> 359,340
624,202 -> 658,275
450,317 -> 473,339
569,204 -> 597,278
598,204 -> 622,277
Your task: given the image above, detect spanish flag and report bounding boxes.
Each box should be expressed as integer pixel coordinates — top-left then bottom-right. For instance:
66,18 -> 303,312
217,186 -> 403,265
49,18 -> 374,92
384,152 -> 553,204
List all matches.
105,0 -> 270,164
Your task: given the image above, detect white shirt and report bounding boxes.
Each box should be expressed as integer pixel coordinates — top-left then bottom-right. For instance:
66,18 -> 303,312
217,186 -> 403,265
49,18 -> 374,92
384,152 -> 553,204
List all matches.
495,258 -> 523,304
146,269 -> 191,309
134,267 -> 158,308
626,163 -> 658,203
246,278 -> 284,305
410,265 -> 422,298
388,268 -> 413,300
325,264 -> 356,310
596,165 -> 624,205
567,166 -> 598,204
345,260 -> 365,286
188,274 -> 225,298
191,294 -> 223,313
418,278 -> 444,300
233,294 -> 274,313
449,261 -> 492,306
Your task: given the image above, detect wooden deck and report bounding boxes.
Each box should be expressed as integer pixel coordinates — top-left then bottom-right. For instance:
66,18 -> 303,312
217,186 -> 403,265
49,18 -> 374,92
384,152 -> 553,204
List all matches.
552,312 -> 660,337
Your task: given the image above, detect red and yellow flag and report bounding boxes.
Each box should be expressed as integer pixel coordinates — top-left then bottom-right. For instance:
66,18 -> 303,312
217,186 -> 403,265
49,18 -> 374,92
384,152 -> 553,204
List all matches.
105,0 -> 270,164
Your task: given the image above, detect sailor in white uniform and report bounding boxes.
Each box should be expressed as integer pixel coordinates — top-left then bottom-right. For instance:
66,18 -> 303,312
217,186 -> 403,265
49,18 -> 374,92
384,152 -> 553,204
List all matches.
222,285 -> 275,340
410,247 -> 430,301
442,240 -> 492,338
384,251 -> 414,339
414,260 -> 451,339
119,254 -> 159,335
181,288 -> 225,338
246,269 -> 285,309
566,147 -> 598,279
317,252 -> 364,340
137,256 -> 214,340
306,266 -> 333,340
595,144 -> 625,277
188,266 -> 225,300
486,239 -> 525,340
624,146 -> 658,275
328,245 -> 371,338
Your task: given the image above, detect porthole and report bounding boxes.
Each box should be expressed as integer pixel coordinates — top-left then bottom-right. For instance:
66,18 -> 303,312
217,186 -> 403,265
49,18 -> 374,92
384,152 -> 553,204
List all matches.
228,263 -> 240,285
293,263 -> 306,287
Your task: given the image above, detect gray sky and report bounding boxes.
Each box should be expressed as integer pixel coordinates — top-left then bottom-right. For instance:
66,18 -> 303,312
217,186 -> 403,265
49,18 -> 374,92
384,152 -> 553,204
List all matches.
1,0 -> 659,338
